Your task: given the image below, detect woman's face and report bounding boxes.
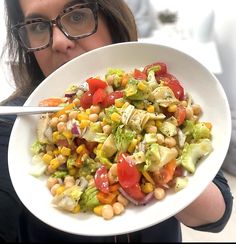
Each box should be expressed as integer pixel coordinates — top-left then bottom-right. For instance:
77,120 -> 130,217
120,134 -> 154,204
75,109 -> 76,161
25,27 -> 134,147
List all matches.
19,0 -> 113,77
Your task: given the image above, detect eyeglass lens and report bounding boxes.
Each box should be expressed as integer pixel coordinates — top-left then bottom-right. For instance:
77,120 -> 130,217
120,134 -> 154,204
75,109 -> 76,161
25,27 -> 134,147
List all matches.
17,6 -> 96,50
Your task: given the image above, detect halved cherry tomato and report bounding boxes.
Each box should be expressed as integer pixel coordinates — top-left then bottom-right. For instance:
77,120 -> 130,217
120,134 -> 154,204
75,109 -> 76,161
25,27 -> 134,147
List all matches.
101,91 -> 124,108
133,68 -> 147,80
117,153 -> 141,188
174,106 -> 186,126
92,88 -> 107,105
94,165 -> 109,193
123,183 -> 145,200
86,78 -> 107,94
80,90 -> 93,109
156,73 -> 184,100
143,62 -> 167,76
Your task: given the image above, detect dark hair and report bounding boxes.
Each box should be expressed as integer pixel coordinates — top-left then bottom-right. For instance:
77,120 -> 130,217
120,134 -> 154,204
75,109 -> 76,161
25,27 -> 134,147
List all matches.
2,0 -> 137,100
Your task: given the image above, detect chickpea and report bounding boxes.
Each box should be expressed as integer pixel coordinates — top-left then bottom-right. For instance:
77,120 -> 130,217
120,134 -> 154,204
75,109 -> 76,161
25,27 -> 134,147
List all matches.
64,181 -> 75,189
192,104 -> 202,115
89,113 -> 99,122
117,194 -> 129,207
164,137 -> 176,148
68,111 -> 78,120
170,147 -> 178,158
156,133 -> 165,145
109,164 -> 118,176
154,187 -> 166,200
103,124 -> 112,135
185,107 -> 193,120
106,74 -> 115,85
112,202 -> 125,215
90,105 -> 101,114
73,98 -> 80,107
49,117 -> 59,128
146,125 -> 157,134
47,177 -> 58,190
58,114 -> 68,123
102,204 -> 114,220
57,154 -> 67,164
57,122 -> 66,133
64,175 -> 75,184
50,183 -> 61,196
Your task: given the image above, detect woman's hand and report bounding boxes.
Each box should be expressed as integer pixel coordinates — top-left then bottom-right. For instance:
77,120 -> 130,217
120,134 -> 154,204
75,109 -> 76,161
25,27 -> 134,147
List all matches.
175,182 -> 225,227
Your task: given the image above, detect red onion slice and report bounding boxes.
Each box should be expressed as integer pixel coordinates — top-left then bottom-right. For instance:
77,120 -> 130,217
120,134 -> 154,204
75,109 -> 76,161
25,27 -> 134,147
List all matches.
118,187 -> 154,206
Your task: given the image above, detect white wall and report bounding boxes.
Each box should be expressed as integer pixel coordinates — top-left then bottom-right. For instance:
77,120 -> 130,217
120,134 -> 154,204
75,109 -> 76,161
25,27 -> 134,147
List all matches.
213,1 -> 236,109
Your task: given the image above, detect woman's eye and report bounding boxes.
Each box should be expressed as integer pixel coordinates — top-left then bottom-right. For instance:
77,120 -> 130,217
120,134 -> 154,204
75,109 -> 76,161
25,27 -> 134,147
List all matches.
69,11 -> 86,23
29,22 -> 48,33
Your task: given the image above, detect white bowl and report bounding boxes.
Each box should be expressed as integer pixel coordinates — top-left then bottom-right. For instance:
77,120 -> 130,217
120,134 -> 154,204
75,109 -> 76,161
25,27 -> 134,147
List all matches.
8,42 -> 231,236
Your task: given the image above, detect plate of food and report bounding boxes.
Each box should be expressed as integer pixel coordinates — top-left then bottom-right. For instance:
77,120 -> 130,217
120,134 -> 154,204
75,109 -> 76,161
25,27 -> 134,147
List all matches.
8,42 -> 231,236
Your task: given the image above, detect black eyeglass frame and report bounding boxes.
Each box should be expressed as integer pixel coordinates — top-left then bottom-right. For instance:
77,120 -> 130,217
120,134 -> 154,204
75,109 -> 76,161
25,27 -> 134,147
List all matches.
11,2 -> 99,52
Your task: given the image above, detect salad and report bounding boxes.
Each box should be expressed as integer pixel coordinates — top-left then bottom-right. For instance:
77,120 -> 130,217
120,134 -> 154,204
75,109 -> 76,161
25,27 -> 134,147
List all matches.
30,62 -> 213,220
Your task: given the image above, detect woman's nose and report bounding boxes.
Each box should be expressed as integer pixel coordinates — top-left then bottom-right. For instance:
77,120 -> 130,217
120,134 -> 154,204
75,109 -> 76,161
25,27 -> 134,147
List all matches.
51,25 -> 76,53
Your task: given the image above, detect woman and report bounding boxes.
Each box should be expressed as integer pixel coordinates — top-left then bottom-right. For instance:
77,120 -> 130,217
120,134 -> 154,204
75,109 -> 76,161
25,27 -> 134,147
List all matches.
0,0 -> 233,242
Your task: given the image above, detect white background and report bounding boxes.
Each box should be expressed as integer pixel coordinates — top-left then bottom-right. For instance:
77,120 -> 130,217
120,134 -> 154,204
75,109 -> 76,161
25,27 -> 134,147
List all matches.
0,0 -> 236,110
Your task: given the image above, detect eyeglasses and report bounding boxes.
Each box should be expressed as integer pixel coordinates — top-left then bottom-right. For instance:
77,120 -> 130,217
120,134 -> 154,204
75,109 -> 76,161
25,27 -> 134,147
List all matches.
12,2 -> 99,52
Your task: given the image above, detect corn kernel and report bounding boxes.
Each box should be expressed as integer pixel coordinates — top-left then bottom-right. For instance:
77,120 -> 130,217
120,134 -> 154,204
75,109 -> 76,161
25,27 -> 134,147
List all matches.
77,113 -> 89,121
68,167 -> 77,176
42,153 -> 53,164
127,139 -> 138,153
76,144 -> 85,154
52,131 -> 60,142
147,105 -> 155,113
141,182 -> 154,193
204,122 -> 212,130
167,104 -> 177,113
49,158 -> 60,170
72,204 -> 81,214
53,149 -> 60,156
111,112 -> 121,122
137,81 -> 147,91
55,185 -> 65,195
156,120 -> 163,128
85,109 -> 91,115
93,205 -> 104,216
60,146 -> 71,156
62,130 -> 73,139
115,98 -> 124,108
79,119 -> 90,128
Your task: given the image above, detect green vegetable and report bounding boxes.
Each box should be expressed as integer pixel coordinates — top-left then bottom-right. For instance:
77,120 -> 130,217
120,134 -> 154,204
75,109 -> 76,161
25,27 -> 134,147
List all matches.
180,139 -> 213,173
174,176 -> 189,192
192,122 -> 211,141
115,125 -> 136,152
30,140 -> 44,155
80,186 -> 100,212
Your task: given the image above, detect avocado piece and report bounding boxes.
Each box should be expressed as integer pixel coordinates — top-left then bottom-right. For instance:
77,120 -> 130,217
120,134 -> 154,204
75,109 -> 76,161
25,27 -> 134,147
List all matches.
101,134 -> 117,158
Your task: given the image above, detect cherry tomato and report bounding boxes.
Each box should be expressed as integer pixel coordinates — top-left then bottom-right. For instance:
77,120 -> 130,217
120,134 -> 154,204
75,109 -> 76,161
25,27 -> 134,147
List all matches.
92,88 -> 107,105
101,91 -> 124,108
174,106 -> 186,125
143,62 -> 167,76
94,165 -> 109,193
80,90 -> 93,109
133,68 -> 147,80
86,78 -> 107,94
124,183 -> 145,200
156,73 -> 184,100
117,153 -> 141,188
